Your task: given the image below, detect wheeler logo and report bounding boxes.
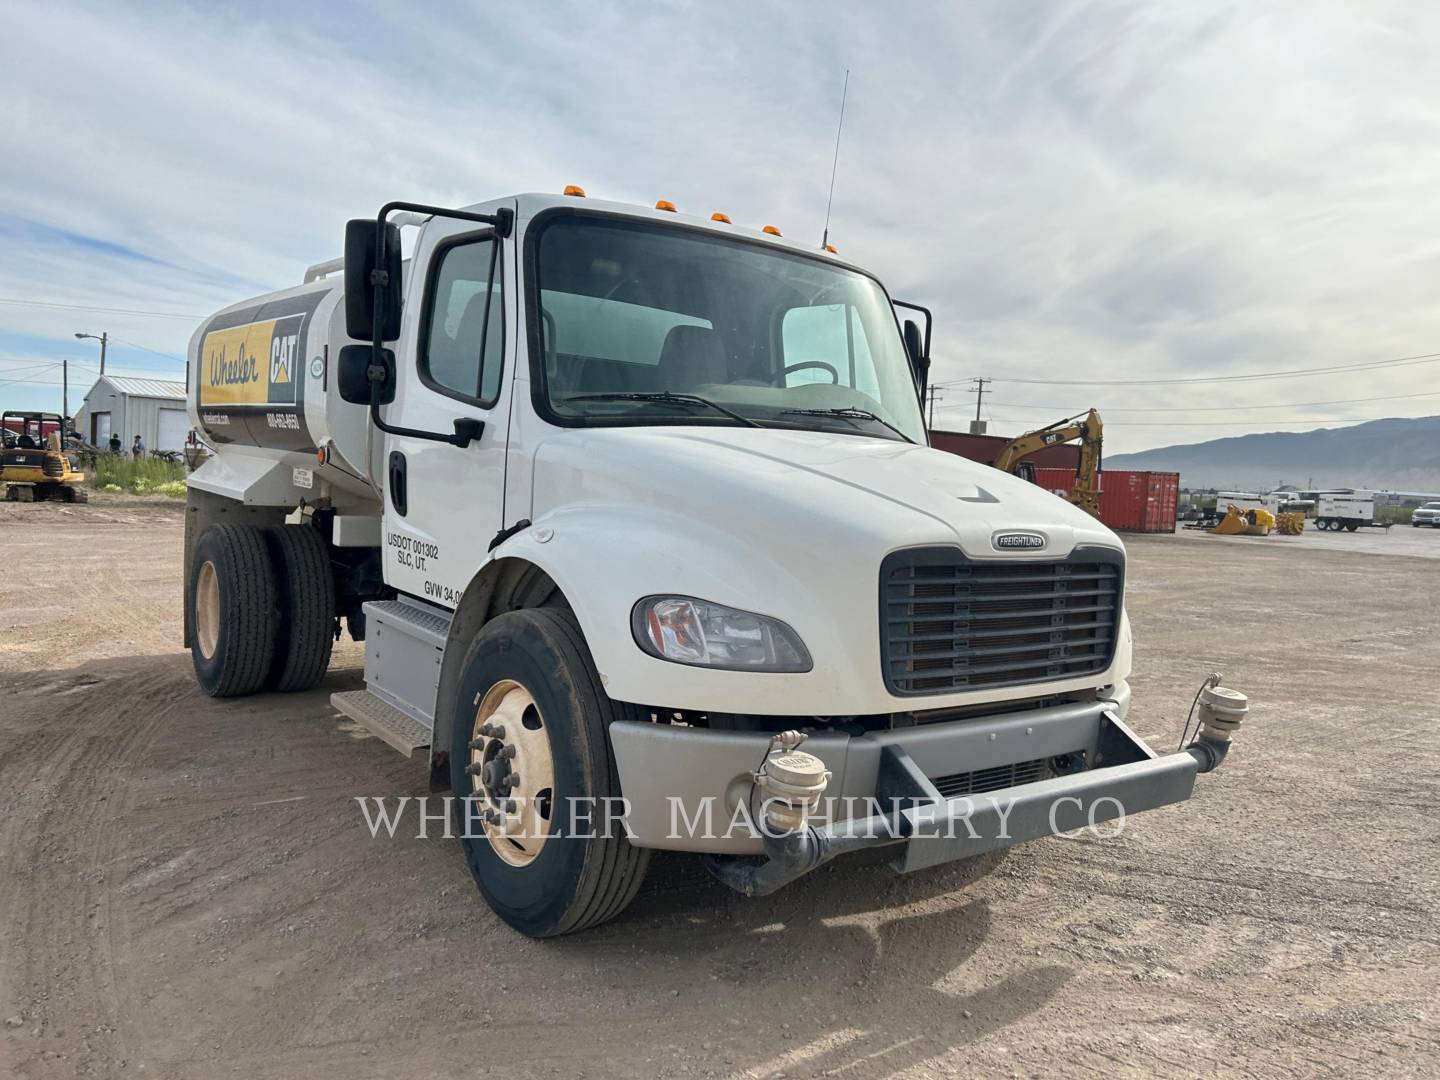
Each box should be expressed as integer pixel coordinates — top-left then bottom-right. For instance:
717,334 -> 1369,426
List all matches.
200,313 -> 304,407
993,531 -> 1046,551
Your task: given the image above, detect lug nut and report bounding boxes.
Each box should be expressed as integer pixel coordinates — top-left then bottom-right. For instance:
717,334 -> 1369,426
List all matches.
490,725 -> 506,740
479,723 -> 494,737
501,745 -> 517,759
505,799 -> 517,813
507,772 -> 520,787
465,762 -> 483,776
468,738 -> 486,750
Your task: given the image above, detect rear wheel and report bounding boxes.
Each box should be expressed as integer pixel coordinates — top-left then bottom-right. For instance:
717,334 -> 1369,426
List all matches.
262,524 -> 336,692
449,608 -> 649,937
1345,520 -> 1359,532
188,523 -> 278,697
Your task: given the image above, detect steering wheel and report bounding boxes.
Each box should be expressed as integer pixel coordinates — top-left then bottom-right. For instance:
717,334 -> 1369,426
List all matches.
782,360 -> 840,384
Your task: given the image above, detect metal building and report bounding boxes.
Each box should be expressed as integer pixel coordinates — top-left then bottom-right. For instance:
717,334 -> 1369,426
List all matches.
73,375 -> 189,452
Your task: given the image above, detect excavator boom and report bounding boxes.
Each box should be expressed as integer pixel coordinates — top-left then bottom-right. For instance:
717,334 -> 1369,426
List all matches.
992,409 -> 1104,518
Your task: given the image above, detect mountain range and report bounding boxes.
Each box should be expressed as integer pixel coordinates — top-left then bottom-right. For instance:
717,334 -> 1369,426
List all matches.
1104,415 -> 1440,491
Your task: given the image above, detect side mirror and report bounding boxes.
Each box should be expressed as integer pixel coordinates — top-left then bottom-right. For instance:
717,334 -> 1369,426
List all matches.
337,344 -> 395,405
903,319 -> 929,387
344,220 -> 403,342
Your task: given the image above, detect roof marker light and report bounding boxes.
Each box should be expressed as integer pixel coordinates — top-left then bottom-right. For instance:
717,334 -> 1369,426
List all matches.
563,185 -> 586,197
711,212 -> 732,224
655,199 -> 677,212
823,243 -> 838,254
762,225 -> 782,236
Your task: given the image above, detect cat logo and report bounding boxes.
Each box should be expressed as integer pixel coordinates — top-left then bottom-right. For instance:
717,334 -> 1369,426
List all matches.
271,333 -> 297,386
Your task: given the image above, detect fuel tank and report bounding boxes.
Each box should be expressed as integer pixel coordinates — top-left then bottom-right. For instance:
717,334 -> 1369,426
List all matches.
186,275 -> 378,499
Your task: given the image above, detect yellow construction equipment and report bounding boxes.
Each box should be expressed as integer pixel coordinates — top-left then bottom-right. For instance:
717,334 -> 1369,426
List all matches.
1,411 -> 88,503
993,408 -> 1103,518
1209,505 -> 1273,536
1275,511 -> 1306,535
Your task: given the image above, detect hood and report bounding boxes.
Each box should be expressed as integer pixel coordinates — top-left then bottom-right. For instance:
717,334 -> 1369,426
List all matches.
530,425 -> 1120,561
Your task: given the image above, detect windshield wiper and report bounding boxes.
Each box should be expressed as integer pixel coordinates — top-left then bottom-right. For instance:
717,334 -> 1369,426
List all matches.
560,392 -> 763,429
774,407 -> 915,444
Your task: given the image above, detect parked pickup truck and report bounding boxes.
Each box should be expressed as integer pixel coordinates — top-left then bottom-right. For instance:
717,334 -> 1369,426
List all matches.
183,189 -> 1247,936
1412,502 -> 1440,527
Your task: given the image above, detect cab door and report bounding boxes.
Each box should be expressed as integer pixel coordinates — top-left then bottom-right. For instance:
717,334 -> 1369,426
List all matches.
380,214 -> 513,607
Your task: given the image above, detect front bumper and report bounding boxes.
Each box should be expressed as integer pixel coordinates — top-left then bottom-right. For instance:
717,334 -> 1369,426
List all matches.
609,686 -> 1219,879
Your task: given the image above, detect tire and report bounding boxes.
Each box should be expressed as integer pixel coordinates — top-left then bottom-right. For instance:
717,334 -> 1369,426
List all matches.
263,524 -> 336,692
188,523 -> 278,697
1345,521 -> 1359,532
449,607 -> 650,937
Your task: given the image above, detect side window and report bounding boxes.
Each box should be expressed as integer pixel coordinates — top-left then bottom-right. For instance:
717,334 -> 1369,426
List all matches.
781,304 -> 881,398
422,237 -> 504,403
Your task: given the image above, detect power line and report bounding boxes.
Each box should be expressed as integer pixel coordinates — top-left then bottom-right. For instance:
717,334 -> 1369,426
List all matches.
988,414 -> 1422,428
934,349 -> 1440,388
113,337 -> 187,363
937,389 -> 1440,414
0,297 -> 205,320
0,364 -> 65,389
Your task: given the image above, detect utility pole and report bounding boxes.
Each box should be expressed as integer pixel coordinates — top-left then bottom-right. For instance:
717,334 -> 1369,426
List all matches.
968,377 -> 991,435
925,385 -> 944,431
74,330 -> 107,375
62,358 -> 68,421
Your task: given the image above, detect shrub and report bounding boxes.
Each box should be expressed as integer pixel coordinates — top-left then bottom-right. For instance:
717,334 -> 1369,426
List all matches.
87,454 -> 188,497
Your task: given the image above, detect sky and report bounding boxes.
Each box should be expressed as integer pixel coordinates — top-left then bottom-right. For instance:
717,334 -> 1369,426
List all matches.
3,0 -> 1439,453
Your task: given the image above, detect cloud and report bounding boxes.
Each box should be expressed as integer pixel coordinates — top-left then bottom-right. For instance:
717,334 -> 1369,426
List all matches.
2,0 -> 1438,449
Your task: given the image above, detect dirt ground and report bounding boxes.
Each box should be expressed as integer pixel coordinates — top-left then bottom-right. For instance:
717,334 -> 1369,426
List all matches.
1,498 -> 1436,1079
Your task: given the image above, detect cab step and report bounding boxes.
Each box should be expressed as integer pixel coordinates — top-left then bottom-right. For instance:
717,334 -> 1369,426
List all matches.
333,595 -> 453,757
331,689 -> 431,757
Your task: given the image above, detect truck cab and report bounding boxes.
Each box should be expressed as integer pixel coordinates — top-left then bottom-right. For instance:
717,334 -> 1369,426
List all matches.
183,191 -> 1244,936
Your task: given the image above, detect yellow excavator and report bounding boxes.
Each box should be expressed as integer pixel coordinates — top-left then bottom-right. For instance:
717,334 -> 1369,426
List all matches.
993,408 -> 1103,518
2,411 -> 88,503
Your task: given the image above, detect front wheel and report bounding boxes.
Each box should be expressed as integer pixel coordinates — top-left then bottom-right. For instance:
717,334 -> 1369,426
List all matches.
449,608 -> 649,937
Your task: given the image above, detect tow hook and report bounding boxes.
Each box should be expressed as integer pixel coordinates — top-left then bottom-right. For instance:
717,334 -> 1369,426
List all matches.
1184,675 -> 1249,772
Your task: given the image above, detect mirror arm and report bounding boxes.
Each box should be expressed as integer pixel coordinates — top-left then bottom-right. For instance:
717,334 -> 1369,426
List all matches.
362,202 -> 512,450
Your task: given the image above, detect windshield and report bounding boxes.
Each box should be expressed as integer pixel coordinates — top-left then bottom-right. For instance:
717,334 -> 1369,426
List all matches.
533,215 -> 926,443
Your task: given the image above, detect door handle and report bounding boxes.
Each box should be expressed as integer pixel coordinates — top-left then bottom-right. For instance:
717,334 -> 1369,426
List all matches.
388,450 -> 408,516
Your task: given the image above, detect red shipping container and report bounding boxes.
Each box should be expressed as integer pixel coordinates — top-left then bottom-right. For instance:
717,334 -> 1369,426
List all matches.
1031,468 -> 1178,533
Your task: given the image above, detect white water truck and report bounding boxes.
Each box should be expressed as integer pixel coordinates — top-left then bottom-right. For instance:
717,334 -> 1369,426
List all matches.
184,190 -> 1247,936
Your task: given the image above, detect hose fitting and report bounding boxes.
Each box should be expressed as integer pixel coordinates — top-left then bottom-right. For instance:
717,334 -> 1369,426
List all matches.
1188,681 -> 1249,772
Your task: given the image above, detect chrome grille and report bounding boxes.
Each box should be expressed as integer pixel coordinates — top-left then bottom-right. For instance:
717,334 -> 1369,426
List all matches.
881,547 -> 1123,696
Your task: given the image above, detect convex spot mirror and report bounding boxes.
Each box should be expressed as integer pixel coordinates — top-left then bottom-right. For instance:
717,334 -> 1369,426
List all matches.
337,345 -> 395,405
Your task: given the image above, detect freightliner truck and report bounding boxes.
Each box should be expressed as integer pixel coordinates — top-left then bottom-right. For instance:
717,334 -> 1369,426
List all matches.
184,189 -> 1247,937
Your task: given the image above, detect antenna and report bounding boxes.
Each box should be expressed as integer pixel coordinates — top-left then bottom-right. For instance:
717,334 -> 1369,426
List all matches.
821,69 -> 850,250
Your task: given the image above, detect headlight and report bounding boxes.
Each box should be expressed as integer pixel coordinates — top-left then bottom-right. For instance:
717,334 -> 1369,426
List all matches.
631,596 -> 812,672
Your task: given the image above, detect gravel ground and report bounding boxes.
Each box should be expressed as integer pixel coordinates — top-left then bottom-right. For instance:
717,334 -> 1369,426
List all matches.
0,498 -> 1436,1078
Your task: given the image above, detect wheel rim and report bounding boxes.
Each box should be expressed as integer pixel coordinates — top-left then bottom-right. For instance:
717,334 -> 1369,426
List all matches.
469,679 -> 556,868
195,560 -> 221,659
